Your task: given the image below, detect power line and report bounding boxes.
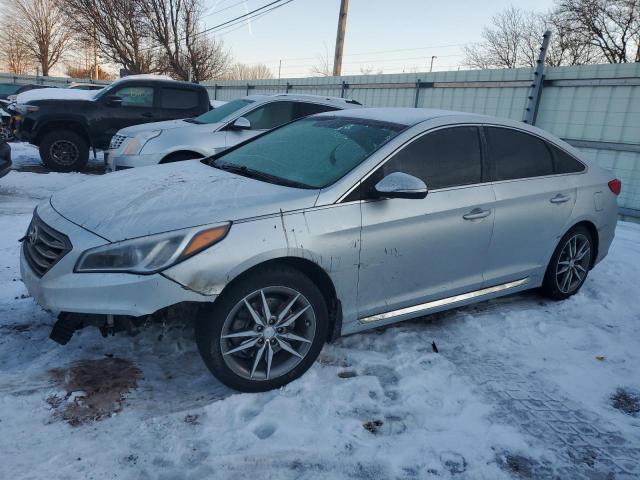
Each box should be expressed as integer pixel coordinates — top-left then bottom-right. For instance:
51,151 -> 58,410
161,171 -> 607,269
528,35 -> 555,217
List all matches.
142,0 -> 295,52
193,0 -> 294,40
236,43 -> 473,65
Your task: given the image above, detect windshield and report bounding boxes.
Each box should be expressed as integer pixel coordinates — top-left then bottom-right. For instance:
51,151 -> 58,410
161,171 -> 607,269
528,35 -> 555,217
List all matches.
212,116 -> 406,189
0,84 -> 21,96
193,98 -> 254,124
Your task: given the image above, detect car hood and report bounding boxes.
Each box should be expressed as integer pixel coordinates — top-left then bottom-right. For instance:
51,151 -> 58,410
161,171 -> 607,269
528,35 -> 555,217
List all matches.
118,119 -> 201,136
49,160 -> 318,241
17,88 -> 95,104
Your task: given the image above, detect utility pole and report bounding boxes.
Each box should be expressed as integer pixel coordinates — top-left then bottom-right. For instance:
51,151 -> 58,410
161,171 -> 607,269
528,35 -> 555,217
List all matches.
332,0 -> 349,77
278,60 -> 282,81
93,25 -> 99,80
429,55 -> 437,72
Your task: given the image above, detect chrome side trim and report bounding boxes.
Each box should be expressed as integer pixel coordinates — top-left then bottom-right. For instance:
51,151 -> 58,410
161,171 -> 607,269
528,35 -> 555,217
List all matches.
359,278 -> 530,323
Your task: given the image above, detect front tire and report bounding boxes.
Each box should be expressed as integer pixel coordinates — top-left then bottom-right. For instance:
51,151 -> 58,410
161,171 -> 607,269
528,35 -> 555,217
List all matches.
195,266 -> 328,392
40,130 -> 89,172
541,226 -> 594,300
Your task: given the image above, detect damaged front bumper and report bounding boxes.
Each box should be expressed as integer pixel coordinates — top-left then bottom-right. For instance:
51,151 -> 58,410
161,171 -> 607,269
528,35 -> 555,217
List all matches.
20,202 -> 215,342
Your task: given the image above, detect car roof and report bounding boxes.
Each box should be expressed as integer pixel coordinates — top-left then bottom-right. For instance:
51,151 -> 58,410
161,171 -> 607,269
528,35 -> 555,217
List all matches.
313,107 -> 584,160
245,93 -> 361,108
316,107 -> 487,126
111,75 -> 204,89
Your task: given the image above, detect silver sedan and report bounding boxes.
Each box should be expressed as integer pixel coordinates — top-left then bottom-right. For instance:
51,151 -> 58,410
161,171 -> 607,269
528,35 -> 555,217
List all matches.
20,108 -> 619,391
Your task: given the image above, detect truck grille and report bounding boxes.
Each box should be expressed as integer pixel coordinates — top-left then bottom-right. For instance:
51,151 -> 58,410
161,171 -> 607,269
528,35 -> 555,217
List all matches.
109,134 -> 127,150
22,213 -> 71,277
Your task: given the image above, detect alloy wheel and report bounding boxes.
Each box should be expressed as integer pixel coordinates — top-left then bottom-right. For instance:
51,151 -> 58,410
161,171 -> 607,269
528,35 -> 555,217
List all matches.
555,233 -> 591,294
219,286 -> 316,381
50,140 -> 79,166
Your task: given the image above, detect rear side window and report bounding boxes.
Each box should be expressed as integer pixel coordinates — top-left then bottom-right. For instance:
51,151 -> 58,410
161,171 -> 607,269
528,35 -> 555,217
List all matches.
161,88 -> 199,109
379,126 -> 483,190
548,144 -> 586,174
486,127 -> 554,181
295,102 -> 339,119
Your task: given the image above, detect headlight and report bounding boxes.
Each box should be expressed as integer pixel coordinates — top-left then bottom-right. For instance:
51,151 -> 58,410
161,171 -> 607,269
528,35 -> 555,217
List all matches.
75,223 -> 230,274
122,130 -> 162,155
14,103 -> 39,114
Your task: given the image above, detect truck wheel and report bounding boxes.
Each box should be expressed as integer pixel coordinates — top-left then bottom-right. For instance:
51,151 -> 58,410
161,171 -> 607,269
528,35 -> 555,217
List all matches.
40,130 -> 89,172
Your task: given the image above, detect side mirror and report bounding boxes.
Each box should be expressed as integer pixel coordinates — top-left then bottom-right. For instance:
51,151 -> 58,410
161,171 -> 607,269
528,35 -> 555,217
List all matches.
106,95 -> 123,107
230,117 -> 251,130
373,172 -> 428,199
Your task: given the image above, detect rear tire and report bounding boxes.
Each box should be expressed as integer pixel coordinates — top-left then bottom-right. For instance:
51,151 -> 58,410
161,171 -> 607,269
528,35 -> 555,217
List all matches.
195,266 -> 328,392
40,130 -> 89,172
541,225 -> 594,300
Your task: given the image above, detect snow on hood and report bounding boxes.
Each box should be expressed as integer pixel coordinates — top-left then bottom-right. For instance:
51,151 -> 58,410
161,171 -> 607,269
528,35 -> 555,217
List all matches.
118,119 -> 194,136
17,88 -> 96,104
49,160 -> 318,241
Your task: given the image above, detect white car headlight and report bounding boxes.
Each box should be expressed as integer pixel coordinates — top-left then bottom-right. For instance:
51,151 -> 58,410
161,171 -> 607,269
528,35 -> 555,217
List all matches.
122,130 -> 162,155
75,223 -> 230,274
14,103 -> 39,114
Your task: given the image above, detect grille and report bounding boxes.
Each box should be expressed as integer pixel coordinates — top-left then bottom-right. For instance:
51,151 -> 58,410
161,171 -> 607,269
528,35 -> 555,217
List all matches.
109,134 -> 127,150
22,213 -> 71,277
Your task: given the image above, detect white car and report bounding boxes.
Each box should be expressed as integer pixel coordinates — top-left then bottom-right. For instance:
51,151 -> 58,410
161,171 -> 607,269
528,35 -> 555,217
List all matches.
105,94 -> 362,171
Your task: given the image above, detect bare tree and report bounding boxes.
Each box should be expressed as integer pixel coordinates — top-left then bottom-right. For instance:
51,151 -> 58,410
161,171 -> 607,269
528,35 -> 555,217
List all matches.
65,64 -> 115,80
465,4 -> 608,69
0,18 -> 33,74
223,63 -> 274,80
310,44 -> 332,76
545,9 -> 604,65
556,0 -> 640,63
143,0 -> 231,81
464,6 -> 527,69
3,0 -> 72,76
59,0 -> 159,74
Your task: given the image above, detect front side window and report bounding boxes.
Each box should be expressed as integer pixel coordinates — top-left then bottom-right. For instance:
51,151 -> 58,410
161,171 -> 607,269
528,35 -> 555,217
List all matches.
486,127 -> 554,181
115,86 -> 154,107
193,98 -> 254,124
211,116 -> 406,188
244,101 -> 297,130
348,126 -> 483,201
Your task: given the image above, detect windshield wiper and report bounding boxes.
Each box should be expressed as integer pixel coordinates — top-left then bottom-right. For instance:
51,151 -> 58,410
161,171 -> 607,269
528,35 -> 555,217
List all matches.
183,118 -> 202,124
212,162 -> 313,189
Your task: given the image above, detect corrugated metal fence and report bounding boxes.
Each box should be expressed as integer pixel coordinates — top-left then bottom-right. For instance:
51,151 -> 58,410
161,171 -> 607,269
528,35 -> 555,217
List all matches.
2,64 -> 639,216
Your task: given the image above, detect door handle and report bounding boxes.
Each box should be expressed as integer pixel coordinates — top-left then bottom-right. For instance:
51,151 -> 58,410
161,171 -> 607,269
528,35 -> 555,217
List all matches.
463,208 -> 491,220
141,112 -> 154,118
550,194 -> 570,204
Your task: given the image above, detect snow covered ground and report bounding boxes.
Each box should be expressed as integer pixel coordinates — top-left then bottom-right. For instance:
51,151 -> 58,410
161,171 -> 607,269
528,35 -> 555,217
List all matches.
1,143 -> 639,479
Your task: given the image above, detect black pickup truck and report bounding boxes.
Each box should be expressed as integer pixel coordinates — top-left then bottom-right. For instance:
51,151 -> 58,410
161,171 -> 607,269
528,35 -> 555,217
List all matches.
10,76 -> 210,171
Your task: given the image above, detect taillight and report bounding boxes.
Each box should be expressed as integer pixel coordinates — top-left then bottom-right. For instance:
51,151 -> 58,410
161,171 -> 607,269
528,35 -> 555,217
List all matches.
608,179 -> 621,196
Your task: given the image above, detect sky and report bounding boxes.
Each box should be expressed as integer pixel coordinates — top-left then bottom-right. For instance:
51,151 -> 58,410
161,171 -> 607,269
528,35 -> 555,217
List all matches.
203,0 -> 556,78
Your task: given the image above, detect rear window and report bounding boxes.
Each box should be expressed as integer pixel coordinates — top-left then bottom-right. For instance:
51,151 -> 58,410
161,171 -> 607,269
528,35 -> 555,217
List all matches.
0,84 -> 20,95
486,127 -> 554,181
161,88 -> 200,109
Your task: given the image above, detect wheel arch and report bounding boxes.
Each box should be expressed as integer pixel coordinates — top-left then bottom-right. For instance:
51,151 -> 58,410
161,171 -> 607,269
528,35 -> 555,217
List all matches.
35,120 -> 91,146
160,150 -> 206,163
568,220 -> 599,269
216,256 -> 342,342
